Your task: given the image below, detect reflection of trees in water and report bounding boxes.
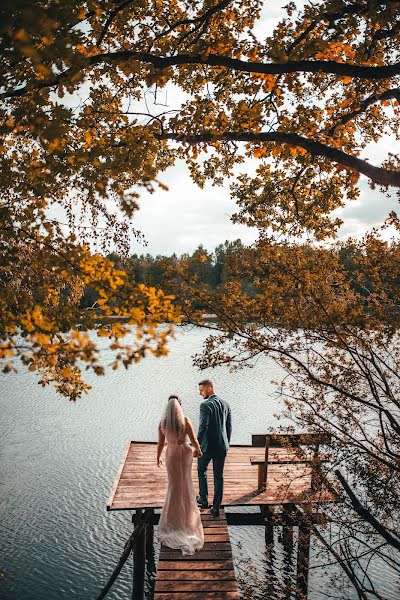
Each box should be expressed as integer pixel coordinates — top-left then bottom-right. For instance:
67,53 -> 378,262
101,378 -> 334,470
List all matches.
235,529 -> 298,600
234,528 -> 297,600
262,543 -> 280,600
233,513 -> 400,600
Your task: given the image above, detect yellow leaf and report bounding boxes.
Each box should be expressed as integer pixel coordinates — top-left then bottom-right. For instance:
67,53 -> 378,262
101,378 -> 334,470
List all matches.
60,367 -> 73,377
253,148 -> 266,158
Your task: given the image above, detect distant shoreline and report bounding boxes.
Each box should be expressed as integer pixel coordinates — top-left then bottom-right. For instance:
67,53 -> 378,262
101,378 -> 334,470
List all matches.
89,312 -> 218,322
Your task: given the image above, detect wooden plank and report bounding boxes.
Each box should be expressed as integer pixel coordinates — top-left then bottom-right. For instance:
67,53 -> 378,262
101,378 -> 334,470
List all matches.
203,535 -> 230,542
121,463 -> 305,471
106,441 -> 131,510
116,480 -> 300,489
160,542 -> 231,552
156,570 -> 235,581
156,561 -> 234,571
110,487 -> 332,504
250,455 -> 328,464
108,441 -> 337,511
198,513 -> 225,521
155,510 -> 239,600
252,432 -> 331,447
155,580 -> 238,592
116,480 -> 254,487
109,495 -> 337,510
159,551 -> 233,561
122,453 -> 314,463
153,593 -> 240,600
160,540 -> 231,551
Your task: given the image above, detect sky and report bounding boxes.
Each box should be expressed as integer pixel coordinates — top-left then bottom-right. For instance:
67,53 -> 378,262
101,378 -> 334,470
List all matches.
128,137 -> 399,256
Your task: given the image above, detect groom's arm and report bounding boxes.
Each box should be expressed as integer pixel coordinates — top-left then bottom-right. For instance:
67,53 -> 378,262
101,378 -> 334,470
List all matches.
198,402 -> 210,446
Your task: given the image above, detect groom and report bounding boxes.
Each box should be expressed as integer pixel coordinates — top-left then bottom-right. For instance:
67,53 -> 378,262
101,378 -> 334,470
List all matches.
196,379 -> 232,516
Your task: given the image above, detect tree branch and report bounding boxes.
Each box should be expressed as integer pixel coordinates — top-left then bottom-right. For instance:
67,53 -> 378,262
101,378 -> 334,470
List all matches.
97,0 -> 135,46
287,0 -> 397,57
154,0 -> 232,39
328,87 -> 400,135
302,511 -> 371,600
156,130 -> 400,187
335,470 -> 400,551
2,52 -> 400,101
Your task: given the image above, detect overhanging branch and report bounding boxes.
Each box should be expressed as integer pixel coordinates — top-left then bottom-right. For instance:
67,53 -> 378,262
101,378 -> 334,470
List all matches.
329,87 -> 400,134
156,130 -> 400,187
1,52 -> 400,101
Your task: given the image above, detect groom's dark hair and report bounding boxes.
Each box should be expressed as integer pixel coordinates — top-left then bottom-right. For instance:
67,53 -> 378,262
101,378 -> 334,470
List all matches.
198,379 -> 214,388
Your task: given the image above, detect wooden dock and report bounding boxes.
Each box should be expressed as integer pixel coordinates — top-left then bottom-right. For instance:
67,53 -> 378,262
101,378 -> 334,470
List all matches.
101,435 -> 338,600
107,441 -> 336,511
154,509 -> 239,600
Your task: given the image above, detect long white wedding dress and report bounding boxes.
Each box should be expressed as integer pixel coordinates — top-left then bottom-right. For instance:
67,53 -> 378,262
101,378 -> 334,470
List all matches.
158,405 -> 204,555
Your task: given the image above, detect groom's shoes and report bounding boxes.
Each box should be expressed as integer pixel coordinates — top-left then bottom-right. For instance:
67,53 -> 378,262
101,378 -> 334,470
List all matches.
210,506 -> 220,517
196,495 -> 208,509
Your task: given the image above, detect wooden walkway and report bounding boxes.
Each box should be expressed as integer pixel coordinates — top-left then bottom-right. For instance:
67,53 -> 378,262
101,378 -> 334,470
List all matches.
107,441 -> 336,511
154,509 -> 239,600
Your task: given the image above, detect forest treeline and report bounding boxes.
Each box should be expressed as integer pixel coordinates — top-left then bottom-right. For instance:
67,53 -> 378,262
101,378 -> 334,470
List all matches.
80,239 -> 397,310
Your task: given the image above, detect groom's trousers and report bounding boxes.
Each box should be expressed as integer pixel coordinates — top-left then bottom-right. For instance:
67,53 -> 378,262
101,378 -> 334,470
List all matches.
197,451 -> 227,509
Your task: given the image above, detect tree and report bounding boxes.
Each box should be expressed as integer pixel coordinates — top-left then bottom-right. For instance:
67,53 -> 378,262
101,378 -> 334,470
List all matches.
213,239 -> 243,285
2,0 -> 400,235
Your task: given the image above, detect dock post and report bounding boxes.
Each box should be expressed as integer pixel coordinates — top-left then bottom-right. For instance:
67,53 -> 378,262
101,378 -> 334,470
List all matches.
296,513 -> 311,599
145,510 -> 154,561
261,505 -> 274,545
132,509 -> 146,600
282,503 -> 295,550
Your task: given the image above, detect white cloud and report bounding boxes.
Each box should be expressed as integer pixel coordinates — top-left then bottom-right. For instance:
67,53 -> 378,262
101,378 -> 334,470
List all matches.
130,160 -> 258,256
335,134 -> 399,241
336,182 -> 399,241
131,135 -> 400,255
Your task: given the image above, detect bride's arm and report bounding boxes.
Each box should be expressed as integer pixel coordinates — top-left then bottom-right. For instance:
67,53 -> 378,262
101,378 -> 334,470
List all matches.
185,417 -> 202,457
157,425 -> 165,467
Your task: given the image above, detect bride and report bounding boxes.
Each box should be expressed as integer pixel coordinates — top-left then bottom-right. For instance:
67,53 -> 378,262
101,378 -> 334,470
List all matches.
157,395 -> 204,555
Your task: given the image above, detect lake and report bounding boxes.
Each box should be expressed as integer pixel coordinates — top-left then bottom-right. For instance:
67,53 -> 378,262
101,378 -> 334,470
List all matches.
0,326 -> 397,599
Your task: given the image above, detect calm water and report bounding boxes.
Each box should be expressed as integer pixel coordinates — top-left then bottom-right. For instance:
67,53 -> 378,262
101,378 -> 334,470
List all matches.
0,326 -> 398,599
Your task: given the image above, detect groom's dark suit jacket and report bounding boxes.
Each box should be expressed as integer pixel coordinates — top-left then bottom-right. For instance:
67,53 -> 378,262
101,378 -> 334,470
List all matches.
198,394 -> 232,455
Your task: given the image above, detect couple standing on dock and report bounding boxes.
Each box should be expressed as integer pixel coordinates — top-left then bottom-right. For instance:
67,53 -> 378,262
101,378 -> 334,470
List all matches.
156,379 -> 232,555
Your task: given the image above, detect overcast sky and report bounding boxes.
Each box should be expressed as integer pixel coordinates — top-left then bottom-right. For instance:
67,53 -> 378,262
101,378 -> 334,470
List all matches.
128,136 -> 399,256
